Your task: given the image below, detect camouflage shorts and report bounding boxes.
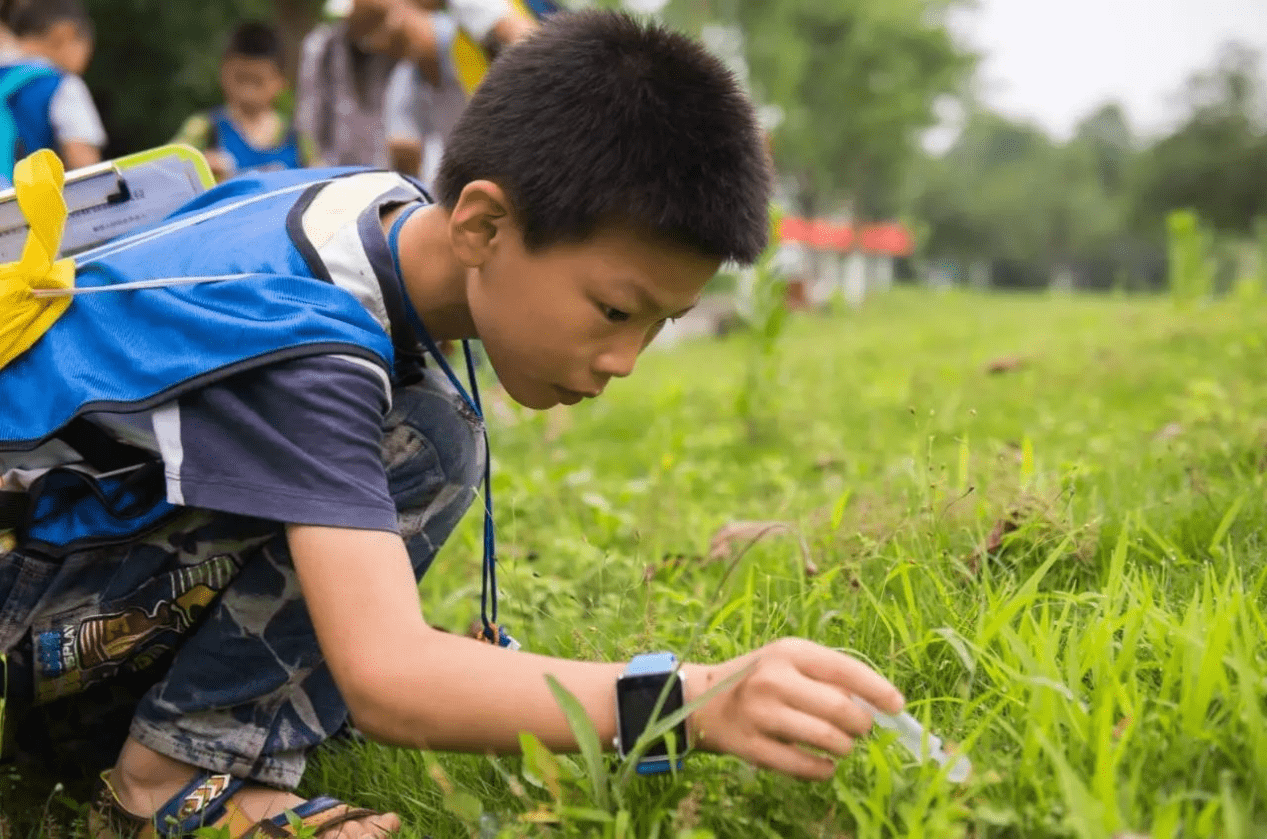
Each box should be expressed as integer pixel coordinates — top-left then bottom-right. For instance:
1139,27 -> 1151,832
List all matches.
0,367 -> 484,788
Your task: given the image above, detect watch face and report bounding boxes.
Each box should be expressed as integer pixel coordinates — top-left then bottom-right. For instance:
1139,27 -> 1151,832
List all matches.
616,673 -> 688,760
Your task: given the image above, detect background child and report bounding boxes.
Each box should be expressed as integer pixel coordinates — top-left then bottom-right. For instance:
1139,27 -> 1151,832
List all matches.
0,0 -> 19,60
171,21 -> 308,182
384,0 -> 542,186
0,0 -> 104,181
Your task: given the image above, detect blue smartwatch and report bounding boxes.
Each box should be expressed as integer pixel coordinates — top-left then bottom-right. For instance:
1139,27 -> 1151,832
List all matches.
614,652 -> 688,774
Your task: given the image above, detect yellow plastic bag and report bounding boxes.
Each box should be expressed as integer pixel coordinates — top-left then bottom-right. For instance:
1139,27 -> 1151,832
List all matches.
0,149 -> 75,371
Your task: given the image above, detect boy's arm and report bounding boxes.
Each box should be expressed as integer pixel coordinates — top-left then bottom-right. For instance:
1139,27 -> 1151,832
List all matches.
170,113 -> 234,181
170,113 -> 211,151
49,74 -> 104,171
446,0 -> 534,50
288,523 -> 624,753
288,524 -> 905,779
57,140 -> 99,171
383,63 -> 425,176
294,29 -> 332,167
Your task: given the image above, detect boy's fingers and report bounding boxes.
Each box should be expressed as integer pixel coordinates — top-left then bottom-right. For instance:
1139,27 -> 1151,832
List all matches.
779,677 -> 875,738
747,738 -> 839,781
782,639 -> 905,714
760,706 -> 856,759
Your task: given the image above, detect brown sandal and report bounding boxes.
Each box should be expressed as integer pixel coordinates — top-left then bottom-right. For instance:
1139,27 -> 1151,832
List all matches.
93,769 -> 387,838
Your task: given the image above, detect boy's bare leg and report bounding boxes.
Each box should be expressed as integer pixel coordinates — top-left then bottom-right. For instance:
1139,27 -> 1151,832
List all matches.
102,736 -> 401,835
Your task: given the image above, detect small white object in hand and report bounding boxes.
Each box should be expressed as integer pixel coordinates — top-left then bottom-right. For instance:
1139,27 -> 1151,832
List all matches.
853,697 -> 971,783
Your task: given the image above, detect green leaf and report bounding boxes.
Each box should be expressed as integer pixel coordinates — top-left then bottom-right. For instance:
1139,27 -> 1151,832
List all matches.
442,790 -> 484,824
830,488 -> 852,531
546,674 -> 611,810
1020,435 -> 1035,485
519,730 -> 563,802
560,806 -> 615,823
1208,494 -> 1245,554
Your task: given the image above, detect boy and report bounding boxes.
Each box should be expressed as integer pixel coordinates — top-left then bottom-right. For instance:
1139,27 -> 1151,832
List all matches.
171,22 -> 309,182
297,0 -> 448,169
0,11 -> 904,835
0,0 -> 105,182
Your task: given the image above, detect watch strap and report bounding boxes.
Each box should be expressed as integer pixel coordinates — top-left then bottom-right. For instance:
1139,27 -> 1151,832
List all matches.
636,758 -> 682,775
623,651 -> 677,676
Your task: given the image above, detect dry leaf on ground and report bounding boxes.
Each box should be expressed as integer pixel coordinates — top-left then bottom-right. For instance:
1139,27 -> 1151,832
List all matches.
707,520 -> 819,576
708,520 -> 794,561
984,355 -> 1027,375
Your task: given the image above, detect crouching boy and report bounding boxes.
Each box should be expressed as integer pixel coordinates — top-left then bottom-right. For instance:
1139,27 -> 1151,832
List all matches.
0,10 -> 903,835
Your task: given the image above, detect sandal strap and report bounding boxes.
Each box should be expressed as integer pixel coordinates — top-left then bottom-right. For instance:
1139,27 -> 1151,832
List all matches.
246,797 -> 384,838
94,768 -> 385,839
153,770 -> 249,833
94,768 -> 251,838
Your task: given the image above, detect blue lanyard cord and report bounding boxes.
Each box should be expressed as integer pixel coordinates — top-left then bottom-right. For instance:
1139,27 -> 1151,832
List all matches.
388,203 -> 501,638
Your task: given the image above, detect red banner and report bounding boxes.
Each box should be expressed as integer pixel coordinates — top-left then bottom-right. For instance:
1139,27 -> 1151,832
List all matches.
778,217 -> 911,256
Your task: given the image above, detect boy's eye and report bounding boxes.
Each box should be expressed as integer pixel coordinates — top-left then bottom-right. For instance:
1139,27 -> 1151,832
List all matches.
600,304 -> 630,323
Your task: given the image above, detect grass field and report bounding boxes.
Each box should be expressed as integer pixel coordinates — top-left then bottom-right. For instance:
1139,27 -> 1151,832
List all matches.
11,288 -> 1267,837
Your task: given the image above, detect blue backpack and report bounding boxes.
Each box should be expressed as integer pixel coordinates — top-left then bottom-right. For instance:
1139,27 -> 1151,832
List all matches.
0,63 -> 62,184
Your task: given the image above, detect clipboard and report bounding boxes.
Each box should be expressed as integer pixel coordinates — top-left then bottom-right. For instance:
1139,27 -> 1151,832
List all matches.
0,144 -> 214,261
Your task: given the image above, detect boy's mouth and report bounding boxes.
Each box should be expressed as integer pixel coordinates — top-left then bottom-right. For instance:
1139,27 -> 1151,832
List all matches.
555,386 -> 597,404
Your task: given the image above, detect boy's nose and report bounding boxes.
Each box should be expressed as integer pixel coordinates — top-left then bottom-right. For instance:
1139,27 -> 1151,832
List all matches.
593,335 -> 641,380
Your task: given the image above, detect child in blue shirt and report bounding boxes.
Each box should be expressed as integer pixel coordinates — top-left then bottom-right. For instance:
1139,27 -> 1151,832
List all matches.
0,10 -> 904,835
172,21 -> 310,181
0,0 -> 105,182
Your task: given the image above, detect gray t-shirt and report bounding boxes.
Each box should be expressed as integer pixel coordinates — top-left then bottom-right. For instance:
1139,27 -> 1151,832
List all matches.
88,354 -> 397,531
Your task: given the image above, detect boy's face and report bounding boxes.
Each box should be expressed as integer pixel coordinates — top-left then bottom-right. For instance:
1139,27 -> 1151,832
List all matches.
468,225 -> 717,410
220,55 -> 286,114
44,21 -> 92,76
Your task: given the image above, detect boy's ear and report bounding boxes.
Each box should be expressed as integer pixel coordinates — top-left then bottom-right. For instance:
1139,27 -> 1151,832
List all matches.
448,180 -> 515,267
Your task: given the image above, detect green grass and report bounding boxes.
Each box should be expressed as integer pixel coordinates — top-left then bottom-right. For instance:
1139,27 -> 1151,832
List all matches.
12,289 -> 1267,837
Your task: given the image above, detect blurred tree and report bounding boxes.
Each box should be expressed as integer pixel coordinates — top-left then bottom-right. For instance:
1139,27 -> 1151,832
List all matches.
912,109 -> 1132,289
1073,102 -> 1133,197
665,0 -> 974,222
1131,41 -> 1267,237
83,0 -> 322,157
902,42 -> 1264,291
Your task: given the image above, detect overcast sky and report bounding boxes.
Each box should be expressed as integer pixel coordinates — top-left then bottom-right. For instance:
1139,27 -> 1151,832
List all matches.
948,0 -> 1267,141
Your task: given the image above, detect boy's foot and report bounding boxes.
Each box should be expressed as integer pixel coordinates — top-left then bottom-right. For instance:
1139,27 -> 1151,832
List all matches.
93,737 -> 401,838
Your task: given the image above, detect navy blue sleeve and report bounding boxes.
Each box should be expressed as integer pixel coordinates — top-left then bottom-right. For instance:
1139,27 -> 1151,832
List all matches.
165,355 -> 399,532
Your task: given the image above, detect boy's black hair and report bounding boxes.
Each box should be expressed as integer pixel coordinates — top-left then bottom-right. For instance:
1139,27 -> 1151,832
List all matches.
224,20 -> 283,67
437,10 -> 773,265
0,0 -> 21,29
11,0 -> 93,39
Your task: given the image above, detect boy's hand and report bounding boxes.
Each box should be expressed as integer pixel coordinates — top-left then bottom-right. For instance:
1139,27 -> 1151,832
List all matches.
688,638 -> 904,780
204,150 -> 235,182
381,3 -> 444,84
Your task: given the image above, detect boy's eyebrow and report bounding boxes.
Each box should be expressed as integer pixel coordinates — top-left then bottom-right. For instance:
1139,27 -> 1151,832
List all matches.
629,283 -> 698,318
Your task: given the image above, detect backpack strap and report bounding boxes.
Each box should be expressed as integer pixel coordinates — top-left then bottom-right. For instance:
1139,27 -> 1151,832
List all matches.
0,65 -> 58,181
206,107 -> 222,151
0,490 -> 25,531
54,416 -> 157,474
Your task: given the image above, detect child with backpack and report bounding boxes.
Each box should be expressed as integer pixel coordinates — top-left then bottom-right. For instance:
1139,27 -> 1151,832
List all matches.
1,11 -> 904,834
171,21 -> 310,182
0,0 -> 104,184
